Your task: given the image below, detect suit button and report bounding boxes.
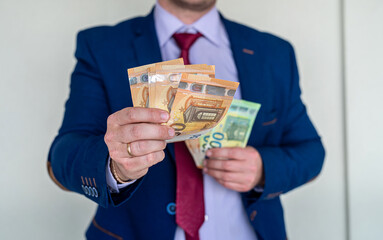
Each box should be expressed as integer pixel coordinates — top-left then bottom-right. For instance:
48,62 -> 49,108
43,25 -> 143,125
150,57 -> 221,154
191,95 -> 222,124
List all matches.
167,203 -> 176,215
93,187 -> 98,198
89,187 -> 95,197
82,185 -> 88,195
84,186 -> 90,195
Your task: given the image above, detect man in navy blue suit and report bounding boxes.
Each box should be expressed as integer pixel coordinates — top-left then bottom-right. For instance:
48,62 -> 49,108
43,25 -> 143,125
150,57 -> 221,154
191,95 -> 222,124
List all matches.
48,0 -> 325,239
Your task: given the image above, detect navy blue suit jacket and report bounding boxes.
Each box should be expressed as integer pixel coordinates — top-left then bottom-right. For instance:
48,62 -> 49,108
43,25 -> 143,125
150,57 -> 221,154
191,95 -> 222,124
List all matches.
48,10 -> 325,240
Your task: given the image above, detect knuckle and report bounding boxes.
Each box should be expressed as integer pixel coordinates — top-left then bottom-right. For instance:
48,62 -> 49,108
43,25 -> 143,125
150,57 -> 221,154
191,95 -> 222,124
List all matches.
107,114 -> 116,125
104,132 -> 114,143
141,168 -> 149,176
109,149 -> 118,159
149,108 -> 160,121
229,149 -> 239,158
133,141 -> 145,155
159,151 -> 165,161
130,125 -> 142,139
222,161 -> 231,170
146,152 -> 155,163
159,126 -> 169,138
126,108 -> 137,122
222,173 -> 231,182
249,165 -> 257,172
161,141 -> 167,150
245,176 -> 254,183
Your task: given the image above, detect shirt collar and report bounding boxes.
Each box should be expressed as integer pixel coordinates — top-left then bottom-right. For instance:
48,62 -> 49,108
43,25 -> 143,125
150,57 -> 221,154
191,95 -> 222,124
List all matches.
154,2 -> 223,47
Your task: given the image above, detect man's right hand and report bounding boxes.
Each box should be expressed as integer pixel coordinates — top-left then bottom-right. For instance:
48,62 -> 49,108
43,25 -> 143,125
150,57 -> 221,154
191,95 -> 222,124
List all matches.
104,107 -> 175,181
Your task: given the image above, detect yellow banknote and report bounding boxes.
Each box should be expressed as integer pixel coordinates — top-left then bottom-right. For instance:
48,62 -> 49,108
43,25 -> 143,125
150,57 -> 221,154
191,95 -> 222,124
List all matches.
166,73 -> 239,143
128,58 -> 184,107
148,64 -> 215,111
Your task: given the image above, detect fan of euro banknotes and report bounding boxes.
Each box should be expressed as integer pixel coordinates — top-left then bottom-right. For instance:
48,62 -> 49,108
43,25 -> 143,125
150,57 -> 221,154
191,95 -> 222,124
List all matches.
128,58 -> 261,168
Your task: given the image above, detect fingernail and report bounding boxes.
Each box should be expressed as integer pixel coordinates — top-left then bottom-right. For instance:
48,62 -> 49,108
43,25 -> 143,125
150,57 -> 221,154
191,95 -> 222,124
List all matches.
161,112 -> 169,121
168,128 -> 175,137
206,151 -> 212,157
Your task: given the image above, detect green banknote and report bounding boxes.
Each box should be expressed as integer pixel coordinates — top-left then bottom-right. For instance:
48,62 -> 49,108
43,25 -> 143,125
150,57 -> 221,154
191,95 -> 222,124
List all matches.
204,99 -> 261,151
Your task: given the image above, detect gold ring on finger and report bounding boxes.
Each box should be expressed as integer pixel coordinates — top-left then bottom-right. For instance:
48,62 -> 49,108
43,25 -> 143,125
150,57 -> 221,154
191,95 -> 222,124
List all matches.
127,142 -> 135,157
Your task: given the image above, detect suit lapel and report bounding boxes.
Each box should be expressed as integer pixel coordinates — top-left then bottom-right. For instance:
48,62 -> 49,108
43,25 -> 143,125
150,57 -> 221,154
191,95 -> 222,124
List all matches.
221,16 -> 267,105
222,16 -> 275,147
132,11 -> 176,162
132,11 -> 163,66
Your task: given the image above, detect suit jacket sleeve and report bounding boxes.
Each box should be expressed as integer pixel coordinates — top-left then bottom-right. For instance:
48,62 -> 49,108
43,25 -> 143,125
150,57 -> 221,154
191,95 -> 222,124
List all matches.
250,44 -> 325,202
47,30 -> 142,208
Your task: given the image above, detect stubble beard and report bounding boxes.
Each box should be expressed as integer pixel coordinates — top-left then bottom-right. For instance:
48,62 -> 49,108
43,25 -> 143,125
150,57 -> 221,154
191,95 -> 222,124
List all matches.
169,0 -> 216,12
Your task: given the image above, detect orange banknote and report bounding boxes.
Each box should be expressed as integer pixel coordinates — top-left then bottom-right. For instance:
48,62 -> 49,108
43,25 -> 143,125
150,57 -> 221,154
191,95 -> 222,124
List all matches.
128,58 -> 184,107
147,64 -> 215,111
166,73 -> 239,142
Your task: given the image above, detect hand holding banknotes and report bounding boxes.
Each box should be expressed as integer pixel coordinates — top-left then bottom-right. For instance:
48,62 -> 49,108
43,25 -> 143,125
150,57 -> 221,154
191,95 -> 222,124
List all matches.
204,146 -> 264,192
104,107 -> 175,181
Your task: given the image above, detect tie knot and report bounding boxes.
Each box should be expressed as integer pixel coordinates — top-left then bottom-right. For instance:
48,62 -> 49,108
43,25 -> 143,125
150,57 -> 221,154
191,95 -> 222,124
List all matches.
173,32 -> 203,52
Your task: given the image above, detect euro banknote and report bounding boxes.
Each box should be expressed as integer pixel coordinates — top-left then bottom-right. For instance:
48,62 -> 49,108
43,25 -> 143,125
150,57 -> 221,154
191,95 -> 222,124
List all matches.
128,58 -> 183,107
166,73 -> 239,143
147,64 -> 215,111
187,99 -> 261,168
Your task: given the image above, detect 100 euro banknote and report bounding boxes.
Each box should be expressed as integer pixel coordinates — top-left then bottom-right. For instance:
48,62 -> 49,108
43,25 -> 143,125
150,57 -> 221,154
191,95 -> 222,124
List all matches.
166,73 -> 239,143
187,99 -> 261,168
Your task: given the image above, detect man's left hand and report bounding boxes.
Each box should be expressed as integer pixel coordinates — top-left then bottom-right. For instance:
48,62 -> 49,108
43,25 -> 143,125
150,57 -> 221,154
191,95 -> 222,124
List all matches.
204,146 -> 264,192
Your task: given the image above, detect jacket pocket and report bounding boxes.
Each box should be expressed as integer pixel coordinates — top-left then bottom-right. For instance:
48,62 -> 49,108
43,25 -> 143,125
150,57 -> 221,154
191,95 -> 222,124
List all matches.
262,109 -> 278,126
86,218 -> 123,240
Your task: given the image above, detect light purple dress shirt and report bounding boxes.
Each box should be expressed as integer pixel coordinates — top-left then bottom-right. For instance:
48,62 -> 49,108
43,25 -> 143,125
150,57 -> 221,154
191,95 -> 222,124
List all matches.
107,2 -> 258,240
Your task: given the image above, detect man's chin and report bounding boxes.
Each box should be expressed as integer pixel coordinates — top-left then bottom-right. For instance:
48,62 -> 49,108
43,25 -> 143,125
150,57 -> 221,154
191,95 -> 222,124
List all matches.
170,0 -> 216,12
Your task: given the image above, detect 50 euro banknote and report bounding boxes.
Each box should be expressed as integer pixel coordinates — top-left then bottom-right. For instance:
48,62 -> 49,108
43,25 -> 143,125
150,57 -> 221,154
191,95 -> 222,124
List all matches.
186,99 -> 261,168
147,64 -> 215,111
166,73 -> 239,143
128,58 -> 184,107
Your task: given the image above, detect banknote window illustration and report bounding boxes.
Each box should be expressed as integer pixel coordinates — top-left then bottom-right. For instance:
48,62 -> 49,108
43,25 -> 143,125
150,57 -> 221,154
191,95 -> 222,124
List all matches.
206,85 -> 225,96
182,97 -> 225,124
129,77 -> 137,85
223,116 -> 250,141
184,103 -> 225,123
196,112 -> 217,120
227,89 -> 236,97
179,82 -> 188,89
239,106 -> 248,113
191,83 -> 204,92
141,73 -> 148,83
168,73 -> 181,83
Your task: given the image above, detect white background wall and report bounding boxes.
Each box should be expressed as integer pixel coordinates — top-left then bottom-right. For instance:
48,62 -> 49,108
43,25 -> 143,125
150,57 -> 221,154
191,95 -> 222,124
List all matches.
345,1 -> 383,239
0,0 -> 381,239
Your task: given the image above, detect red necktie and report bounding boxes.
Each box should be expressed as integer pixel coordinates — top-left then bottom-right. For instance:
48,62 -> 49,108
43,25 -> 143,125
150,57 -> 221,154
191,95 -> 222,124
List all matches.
173,32 -> 204,240
173,33 -> 203,65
